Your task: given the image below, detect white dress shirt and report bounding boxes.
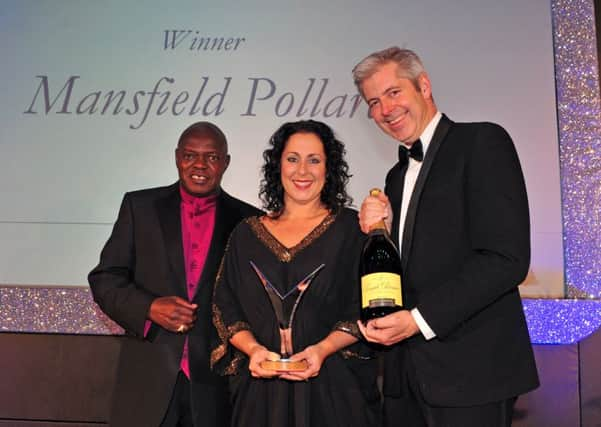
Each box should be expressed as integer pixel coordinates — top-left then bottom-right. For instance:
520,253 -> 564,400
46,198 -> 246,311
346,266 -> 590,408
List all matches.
398,111 -> 442,340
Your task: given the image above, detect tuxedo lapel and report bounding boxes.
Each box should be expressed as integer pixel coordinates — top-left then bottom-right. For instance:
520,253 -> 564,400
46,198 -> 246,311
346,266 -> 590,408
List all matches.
192,191 -> 237,306
400,115 -> 452,270
156,184 -> 187,297
385,163 -> 408,250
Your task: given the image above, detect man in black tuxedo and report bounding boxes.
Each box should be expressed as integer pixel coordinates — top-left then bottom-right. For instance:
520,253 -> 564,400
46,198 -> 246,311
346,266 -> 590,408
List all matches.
89,121 -> 261,427
353,47 -> 539,426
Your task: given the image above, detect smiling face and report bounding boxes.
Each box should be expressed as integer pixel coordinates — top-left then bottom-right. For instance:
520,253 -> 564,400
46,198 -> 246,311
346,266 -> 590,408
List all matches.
360,61 -> 436,146
175,133 -> 230,197
280,132 -> 327,209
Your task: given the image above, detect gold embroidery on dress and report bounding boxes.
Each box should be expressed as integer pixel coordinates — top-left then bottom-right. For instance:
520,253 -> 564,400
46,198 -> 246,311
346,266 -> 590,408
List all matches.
210,303 -> 228,369
340,349 -> 375,360
211,247 -> 230,346
335,321 -> 375,360
210,236 -> 251,374
246,214 -> 336,262
210,343 -> 226,369
334,320 -> 362,339
228,321 -> 251,336
224,353 -> 246,375
211,304 -> 251,371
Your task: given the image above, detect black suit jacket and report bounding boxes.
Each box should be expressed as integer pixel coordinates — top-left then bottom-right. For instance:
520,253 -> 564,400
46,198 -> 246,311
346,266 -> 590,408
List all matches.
89,183 -> 261,427
383,115 -> 539,407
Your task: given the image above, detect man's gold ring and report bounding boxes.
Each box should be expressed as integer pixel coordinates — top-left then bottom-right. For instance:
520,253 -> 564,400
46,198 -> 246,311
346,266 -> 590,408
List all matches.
177,324 -> 186,333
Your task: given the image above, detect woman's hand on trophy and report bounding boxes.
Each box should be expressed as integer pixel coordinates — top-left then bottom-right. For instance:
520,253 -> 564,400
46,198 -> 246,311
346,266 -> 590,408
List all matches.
278,342 -> 329,381
248,343 -> 281,379
279,330 -> 359,381
230,330 -> 281,379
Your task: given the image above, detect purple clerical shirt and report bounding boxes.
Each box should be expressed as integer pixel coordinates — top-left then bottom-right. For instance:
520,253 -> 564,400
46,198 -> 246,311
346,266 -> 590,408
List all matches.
143,187 -> 217,379
178,187 -> 217,377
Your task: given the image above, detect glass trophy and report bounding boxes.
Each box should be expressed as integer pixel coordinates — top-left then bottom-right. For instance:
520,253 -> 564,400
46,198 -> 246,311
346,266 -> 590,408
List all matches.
249,261 -> 325,371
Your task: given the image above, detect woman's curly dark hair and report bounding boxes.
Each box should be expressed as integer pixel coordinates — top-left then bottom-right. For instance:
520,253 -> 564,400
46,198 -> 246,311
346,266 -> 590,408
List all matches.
259,120 -> 352,216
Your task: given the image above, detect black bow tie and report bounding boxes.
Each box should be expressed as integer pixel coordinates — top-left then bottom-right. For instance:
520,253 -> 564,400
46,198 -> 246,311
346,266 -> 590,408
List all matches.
398,139 -> 424,166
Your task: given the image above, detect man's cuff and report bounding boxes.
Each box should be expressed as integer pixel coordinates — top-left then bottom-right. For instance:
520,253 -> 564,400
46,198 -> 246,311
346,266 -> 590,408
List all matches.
410,308 -> 436,340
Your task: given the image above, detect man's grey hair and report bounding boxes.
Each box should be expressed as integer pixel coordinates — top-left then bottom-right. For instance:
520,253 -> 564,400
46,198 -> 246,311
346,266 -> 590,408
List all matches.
352,47 -> 426,92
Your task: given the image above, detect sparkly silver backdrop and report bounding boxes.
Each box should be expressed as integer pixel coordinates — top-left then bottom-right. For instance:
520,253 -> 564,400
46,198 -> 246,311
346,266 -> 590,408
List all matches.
553,0 -> 601,299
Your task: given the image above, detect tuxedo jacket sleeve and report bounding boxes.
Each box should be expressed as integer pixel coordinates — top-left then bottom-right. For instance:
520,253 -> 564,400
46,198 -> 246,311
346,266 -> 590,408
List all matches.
414,120 -> 530,336
383,116 -> 538,406
88,188 -> 158,337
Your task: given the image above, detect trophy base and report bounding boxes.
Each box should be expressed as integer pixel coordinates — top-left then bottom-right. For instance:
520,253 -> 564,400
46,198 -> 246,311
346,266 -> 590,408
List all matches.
260,358 -> 308,372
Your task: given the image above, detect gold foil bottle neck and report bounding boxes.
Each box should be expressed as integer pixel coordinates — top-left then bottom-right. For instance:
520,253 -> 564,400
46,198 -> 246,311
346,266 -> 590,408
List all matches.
369,188 -> 382,197
367,188 -> 386,232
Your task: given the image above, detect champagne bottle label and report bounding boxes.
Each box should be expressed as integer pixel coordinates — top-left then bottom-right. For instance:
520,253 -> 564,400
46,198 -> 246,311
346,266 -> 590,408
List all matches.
361,272 -> 402,308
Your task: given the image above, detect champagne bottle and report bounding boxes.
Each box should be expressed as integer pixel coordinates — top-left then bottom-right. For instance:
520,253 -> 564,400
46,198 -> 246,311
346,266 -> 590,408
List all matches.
360,188 -> 403,322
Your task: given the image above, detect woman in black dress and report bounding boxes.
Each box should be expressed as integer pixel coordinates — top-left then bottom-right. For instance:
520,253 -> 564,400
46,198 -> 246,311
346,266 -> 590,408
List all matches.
211,120 -> 380,427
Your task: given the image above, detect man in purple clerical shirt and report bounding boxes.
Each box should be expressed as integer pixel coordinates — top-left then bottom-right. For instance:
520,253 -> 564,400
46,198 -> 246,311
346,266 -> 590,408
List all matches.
89,122 -> 261,427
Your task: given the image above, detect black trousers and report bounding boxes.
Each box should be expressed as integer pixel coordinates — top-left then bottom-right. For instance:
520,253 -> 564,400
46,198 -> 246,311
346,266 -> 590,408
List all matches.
161,371 -> 194,427
384,395 -> 516,427
384,358 -> 517,427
